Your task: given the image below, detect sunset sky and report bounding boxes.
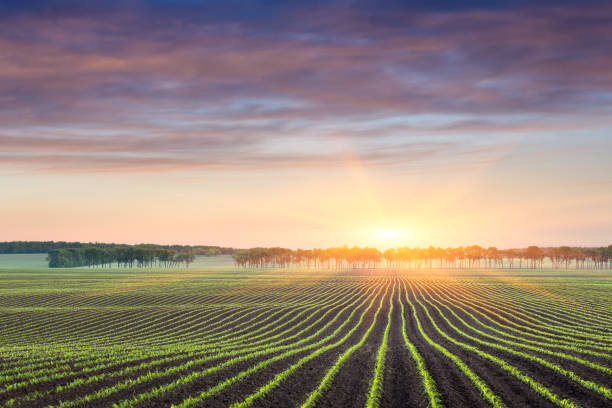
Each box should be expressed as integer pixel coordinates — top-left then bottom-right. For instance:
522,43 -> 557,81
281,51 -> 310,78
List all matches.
1,1 -> 611,249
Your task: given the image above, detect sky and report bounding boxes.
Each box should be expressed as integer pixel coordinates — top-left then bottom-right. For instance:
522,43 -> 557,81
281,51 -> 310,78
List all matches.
1,0 -> 611,249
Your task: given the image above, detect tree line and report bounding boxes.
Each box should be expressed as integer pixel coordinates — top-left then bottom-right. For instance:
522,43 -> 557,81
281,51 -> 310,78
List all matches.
47,245 -> 196,268
0,241 -> 235,255
232,245 -> 612,269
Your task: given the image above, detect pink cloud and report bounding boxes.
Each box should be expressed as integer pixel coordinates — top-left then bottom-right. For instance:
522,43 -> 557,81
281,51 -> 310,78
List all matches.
1,3 -> 611,174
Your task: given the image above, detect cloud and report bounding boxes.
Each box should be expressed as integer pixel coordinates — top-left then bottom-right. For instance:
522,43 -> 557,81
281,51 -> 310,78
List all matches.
1,1 -> 611,173
0,138 -> 465,174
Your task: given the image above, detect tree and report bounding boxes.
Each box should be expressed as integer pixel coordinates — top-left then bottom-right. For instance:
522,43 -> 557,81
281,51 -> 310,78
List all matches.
525,246 -> 544,268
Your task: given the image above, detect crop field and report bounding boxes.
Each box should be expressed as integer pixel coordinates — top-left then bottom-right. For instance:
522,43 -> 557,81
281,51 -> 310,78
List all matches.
0,268 -> 611,408
0,254 -> 49,269
0,255 -> 236,270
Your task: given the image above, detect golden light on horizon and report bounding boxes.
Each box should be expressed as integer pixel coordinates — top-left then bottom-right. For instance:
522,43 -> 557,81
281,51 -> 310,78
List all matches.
372,227 -> 412,248
376,228 -> 402,240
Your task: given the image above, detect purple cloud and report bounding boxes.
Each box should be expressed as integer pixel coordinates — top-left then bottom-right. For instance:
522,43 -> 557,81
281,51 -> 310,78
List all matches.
1,1 -> 611,173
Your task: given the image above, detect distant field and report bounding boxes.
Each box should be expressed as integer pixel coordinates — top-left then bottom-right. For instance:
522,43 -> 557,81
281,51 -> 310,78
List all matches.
0,254 -> 235,269
0,268 -> 610,407
0,253 -> 48,269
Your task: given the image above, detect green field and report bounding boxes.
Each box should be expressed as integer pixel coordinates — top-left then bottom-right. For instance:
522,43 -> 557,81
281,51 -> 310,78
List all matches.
0,254 -> 48,269
0,268 -> 610,407
0,254 -> 235,270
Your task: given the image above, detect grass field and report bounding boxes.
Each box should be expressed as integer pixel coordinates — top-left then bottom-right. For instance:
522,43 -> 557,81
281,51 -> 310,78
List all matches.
0,254 -> 236,270
0,254 -> 49,269
0,268 -> 610,408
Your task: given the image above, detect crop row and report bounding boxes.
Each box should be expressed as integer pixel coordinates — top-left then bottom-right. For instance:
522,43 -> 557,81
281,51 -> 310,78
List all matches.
0,269 -> 610,408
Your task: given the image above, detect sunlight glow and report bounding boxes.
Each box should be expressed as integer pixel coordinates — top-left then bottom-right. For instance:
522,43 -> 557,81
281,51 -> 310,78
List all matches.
376,228 -> 402,240
372,227 -> 411,248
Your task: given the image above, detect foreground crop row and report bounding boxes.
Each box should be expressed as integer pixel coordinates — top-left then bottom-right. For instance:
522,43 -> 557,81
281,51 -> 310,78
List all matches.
0,269 -> 610,407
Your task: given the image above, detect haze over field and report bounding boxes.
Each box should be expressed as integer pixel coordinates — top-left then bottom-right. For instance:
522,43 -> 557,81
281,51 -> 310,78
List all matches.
1,0 -> 611,248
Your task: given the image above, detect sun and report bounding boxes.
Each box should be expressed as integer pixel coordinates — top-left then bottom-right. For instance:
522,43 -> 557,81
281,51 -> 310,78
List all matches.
371,227 -> 410,248
376,228 -> 402,241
